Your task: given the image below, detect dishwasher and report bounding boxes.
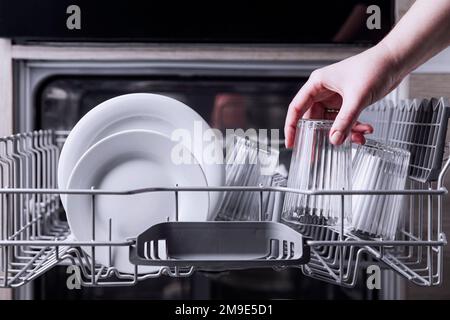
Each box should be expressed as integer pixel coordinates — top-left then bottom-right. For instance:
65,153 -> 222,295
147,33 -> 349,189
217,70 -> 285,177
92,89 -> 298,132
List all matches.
1,95 -> 449,300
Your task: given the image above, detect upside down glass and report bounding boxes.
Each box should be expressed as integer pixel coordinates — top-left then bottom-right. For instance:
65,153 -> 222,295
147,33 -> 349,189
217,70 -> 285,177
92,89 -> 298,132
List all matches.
282,120 -> 352,227
214,135 -> 279,221
351,140 -> 410,239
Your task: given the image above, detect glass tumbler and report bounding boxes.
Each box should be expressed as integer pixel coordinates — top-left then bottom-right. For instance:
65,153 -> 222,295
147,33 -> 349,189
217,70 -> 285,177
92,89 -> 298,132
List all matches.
282,120 -> 352,227
214,135 -> 279,221
265,173 -> 287,222
351,140 -> 410,239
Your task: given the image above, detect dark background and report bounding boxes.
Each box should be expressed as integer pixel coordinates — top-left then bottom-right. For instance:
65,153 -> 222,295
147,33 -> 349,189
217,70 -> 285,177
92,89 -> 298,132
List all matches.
0,0 -> 394,43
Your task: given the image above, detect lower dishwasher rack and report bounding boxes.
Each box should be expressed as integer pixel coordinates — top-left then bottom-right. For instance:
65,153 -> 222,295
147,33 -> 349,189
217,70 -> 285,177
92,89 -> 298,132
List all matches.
0,130 -> 449,289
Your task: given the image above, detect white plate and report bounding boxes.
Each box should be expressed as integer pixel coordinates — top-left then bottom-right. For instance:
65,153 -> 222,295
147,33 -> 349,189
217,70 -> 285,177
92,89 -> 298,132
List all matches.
66,130 -> 209,274
58,93 -> 224,216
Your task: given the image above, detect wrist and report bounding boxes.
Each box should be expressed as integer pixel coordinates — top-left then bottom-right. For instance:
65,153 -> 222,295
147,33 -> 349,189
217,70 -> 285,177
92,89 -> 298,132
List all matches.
372,40 -> 404,80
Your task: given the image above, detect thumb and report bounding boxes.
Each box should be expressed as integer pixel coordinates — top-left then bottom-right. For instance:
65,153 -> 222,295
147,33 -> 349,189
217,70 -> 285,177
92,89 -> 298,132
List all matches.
329,96 -> 363,145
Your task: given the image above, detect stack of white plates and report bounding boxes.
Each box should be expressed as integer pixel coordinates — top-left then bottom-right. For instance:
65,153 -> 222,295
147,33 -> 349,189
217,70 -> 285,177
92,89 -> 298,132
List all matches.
58,93 -> 224,273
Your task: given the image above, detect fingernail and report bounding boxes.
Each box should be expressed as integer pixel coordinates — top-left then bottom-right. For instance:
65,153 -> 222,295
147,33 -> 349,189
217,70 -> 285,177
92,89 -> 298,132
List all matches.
330,131 -> 343,145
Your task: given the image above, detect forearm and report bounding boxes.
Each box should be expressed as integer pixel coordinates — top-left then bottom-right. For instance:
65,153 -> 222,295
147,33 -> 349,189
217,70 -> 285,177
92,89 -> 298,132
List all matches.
377,0 -> 450,80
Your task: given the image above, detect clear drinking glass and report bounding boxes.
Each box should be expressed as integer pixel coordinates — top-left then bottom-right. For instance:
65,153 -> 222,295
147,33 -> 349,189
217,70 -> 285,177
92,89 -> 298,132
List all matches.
214,135 -> 279,221
282,119 -> 352,227
265,173 -> 287,222
351,139 -> 410,239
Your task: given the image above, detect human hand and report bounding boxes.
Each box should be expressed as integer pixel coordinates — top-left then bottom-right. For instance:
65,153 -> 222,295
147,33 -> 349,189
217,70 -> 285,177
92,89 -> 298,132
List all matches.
284,44 -> 402,147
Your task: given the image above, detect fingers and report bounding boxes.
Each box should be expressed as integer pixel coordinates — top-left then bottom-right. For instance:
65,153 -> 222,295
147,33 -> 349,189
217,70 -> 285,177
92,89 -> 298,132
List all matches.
351,122 -> 373,144
284,74 -> 328,148
285,68 -> 370,147
284,85 -> 314,148
352,122 -> 373,135
329,96 -> 363,145
351,132 -> 366,145
321,110 -> 374,138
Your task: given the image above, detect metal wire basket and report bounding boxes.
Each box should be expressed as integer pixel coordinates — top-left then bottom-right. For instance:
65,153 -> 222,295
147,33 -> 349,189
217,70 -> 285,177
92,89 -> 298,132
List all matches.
2,95 -> 450,289
0,129 -> 448,289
